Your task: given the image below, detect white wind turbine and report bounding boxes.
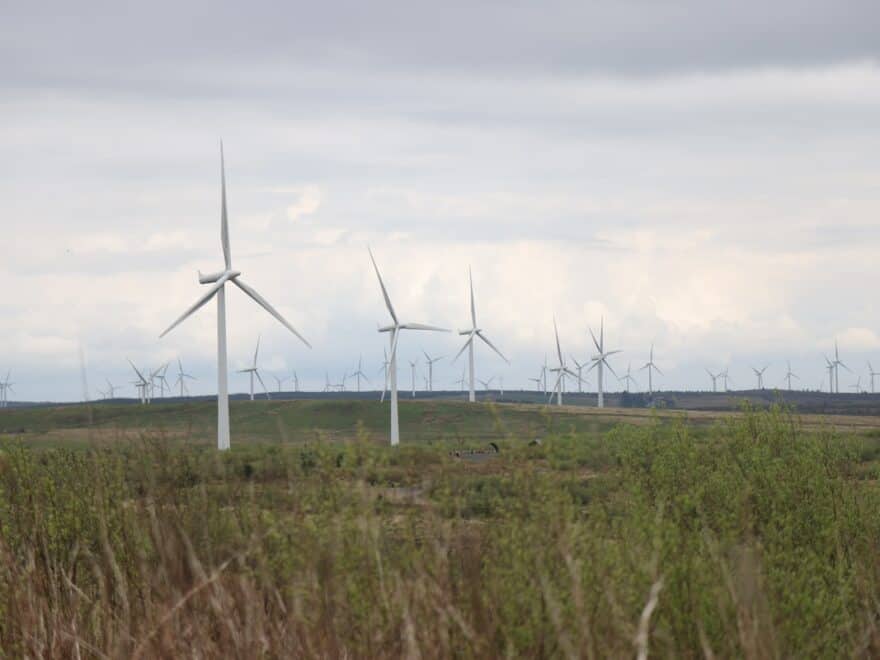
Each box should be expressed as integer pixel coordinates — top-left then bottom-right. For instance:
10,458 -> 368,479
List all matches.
705,368 -> 719,393
238,336 -> 271,401
528,376 -> 542,392
570,357 -> 590,393
477,376 -> 495,392
719,368 -> 730,392
823,356 -> 835,394
352,356 -> 370,392
423,351 -> 444,392
160,146 -> 310,450
783,361 -> 799,391
0,371 -> 13,408
586,318 -> 620,408
271,373 -> 289,393
369,248 -> 448,446
151,363 -> 171,398
868,361 -> 880,394
175,359 -> 196,397
851,376 -> 863,394
751,365 -> 769,390
639,344 -> 662,396
408,359 -> 418,398
291,370 -> 300,393
378,349 -> 390,401
620,363 -> 638,393
104,379 -> 120,399
453,368 -> 467,392
831,341 -> 850,394
128,360 -> 150,404
548,319 -> 578,406
453,267 -> 508,403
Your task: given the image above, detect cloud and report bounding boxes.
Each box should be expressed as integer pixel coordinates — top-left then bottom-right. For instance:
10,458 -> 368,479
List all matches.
285,186 -> 322,222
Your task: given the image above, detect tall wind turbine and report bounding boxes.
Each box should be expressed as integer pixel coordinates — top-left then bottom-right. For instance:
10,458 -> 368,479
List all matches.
271,374 -> 289,393
378,349 -> 390,401
160,146 -> 310,450
719,368 -> 730,392
868,361 -> 880,394
784,361 -> 799,391
409,359 -> 418,398
548,319 -> 578,406
824,356 -> 835,393
620,363 -> 638,392
453,267 -> 508,403
151,363 -> 171,398
453,368 -> 467,392
175,359 -> 196,397
587,318 -> 620,408
851,376 -> 863,394
104,379 -> 120,399
128,360 -> 150,405
369,248 -> 448,446
422,351 -> 443,392
570,357 -> 589,393
752,365 -> 769,390
291,370 -> 300,392
528,376 -> 542,391
705,368 -> 719,393
237,336 -> 270,401
477,376 -> 495,392
831,341 -> 850,394
639,344 -> 662,396
0,371 -> 13,408
352,356 -> 370,392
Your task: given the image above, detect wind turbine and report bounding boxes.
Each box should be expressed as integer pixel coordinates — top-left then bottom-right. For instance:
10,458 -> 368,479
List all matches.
352,356 -> 370,392
868,361 -> 880,394
337,372 -> 349,392
422,351 -> 443,392
160,146 -> 310,449
477,376 -> 495,392
453,267 -> 508,403
586,318 -> 620,408
378,349 -> 390,401
719,368 -> 730,392
128,360 -> 150,404
175,359 -> 196,397
151,363 -> 171,398
783,361 -> 799,391
751,365 -> 769,390
639,344 -> 662,396
831,341 -> 850,394
541,355 -> 549,395
104,379 -> 120,399
369,248 -> 448,446
0,371 -> 13,408
620,363 -> 639,393
271,373 -> 289,393
453,368 -> 467,392
528,376 -> 542,391
823,356 -> 835,394
548,319 -> 578,406
705,368 -> 719,393
291,370 -> 300,393
570,357 -> 588,393
851,376 -> 863,394
237,337 -> 270,401
409,359 -> 418,398
323,372 -> 332,393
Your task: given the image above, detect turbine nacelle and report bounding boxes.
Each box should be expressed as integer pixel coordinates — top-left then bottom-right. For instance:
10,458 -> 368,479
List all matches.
199,269 -> 240,284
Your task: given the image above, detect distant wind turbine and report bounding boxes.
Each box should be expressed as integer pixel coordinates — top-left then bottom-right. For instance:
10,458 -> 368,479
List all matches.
783,361 -> 799,391
369,248 -> 448,446
104,378 -> 120,399
528,376 -> 542,392
705,368 -> 719,393
831,341 -> 850,394
453,267 -> 508,403
477,376 -> 494,392
620,363 -> 638,393
271,373 -> 289,393
175,359 -> 196,397
751,365 -> 769,390
586,318 -> 620,408
548,319 -> 578,406
453,368 -> 467,392
850,376 -> 863,393
570,357 -> 590,393
237,337 -> 270,401
0,371 -> 14,408
409,359 -> 418,398
160,145 -> 310,450
639,344 -> 662,396
128,360 -> 150,405
868,361 -> 880,394
352,356 -> 370,392
422,351 -> 443,392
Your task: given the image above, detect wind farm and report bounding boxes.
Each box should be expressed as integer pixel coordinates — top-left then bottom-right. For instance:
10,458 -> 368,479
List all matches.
6,3 -> 880,656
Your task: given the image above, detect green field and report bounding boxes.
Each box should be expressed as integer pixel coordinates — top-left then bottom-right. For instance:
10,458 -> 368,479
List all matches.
2,401 -> 880,656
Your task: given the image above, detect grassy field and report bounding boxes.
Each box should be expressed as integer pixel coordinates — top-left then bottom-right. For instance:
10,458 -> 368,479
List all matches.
2,401 -> 880,656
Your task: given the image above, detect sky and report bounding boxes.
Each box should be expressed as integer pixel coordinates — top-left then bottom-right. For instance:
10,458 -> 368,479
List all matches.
2,0 -> 880,400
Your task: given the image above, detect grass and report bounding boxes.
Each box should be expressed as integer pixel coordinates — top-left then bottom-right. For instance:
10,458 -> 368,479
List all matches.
1,402 -> 880,656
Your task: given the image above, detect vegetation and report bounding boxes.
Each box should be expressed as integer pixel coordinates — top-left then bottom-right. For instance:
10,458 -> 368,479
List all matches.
1,403 -> 879,657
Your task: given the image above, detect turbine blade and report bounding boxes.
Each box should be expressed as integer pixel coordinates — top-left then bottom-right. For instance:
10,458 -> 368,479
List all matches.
159,277 -> 226,338
368,247 -> 398,324
220,142 -> 232,270
231,278 -> 311,348
654,365 -> 664,376
469,267 -> 476,327
589,327 -> 601,353
255,370 -> 270,399
400,322 -> 449,332
603,358 -> 619,379
253,335 -> 261,366
554,319 -> 563,365
476,330 -> 508,363
452,334 -> 475,363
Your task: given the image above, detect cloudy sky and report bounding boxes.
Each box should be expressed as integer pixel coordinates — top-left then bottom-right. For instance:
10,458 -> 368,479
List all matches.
3,0 -> 880,400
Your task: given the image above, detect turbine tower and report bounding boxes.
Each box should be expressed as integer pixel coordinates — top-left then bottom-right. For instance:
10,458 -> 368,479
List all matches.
409,359 -> 418,398
128,360 -> 150,404
548,319 -> 578,406
453,267 -> 508,403
823,356 -> 835,394
369,248 -> 448,446
160,145 -> 310,450
237,336 -> 270,401
751,365 -> 769,390
784,361 -> 799,391
587,318 -> 620,408
422,351 -> 444,392
639,344 -> 662,396
719,368 -> 730,392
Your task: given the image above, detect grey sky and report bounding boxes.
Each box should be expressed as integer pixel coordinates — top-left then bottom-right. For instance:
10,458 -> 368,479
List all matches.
2,1 -> 880,400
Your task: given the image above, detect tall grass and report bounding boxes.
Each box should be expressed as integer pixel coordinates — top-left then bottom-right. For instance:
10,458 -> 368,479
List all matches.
1,406 -> 878,657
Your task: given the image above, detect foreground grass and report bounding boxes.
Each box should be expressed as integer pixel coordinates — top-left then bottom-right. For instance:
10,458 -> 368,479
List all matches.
1,406 -> 880,657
